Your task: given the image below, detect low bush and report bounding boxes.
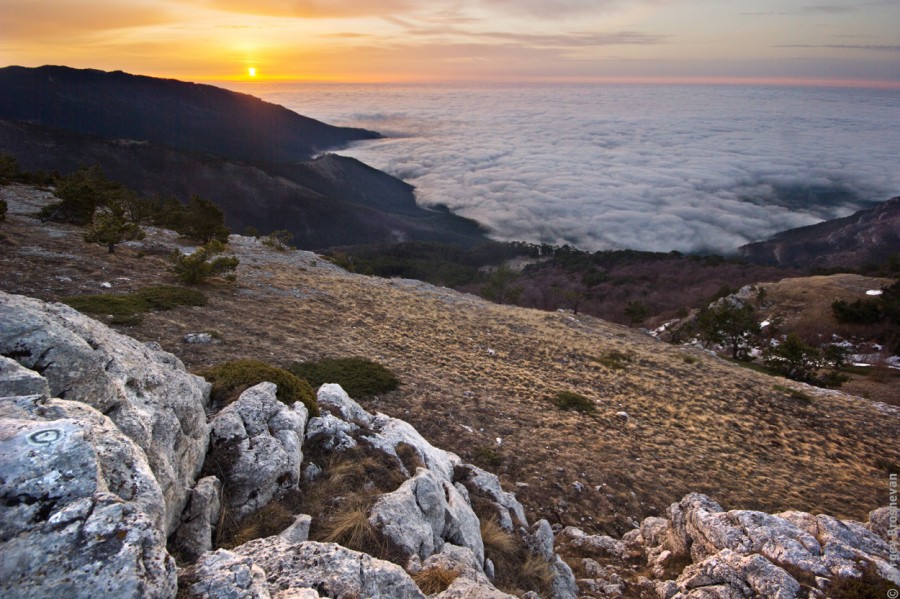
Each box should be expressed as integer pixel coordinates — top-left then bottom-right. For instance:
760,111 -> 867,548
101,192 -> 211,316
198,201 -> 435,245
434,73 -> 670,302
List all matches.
595,350 -> 632,370
0,198 -> 6,222
62,285 -> 207,322
198,359 -> 318,415
472,445 -> 503,469
289,357 -> 399,398
552,390 -> 596,413
169,240 -> 239,284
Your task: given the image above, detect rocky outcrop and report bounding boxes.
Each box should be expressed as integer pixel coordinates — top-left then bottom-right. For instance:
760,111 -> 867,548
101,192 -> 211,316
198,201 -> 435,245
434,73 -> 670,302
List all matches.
234,537 -> 426,599
455,463 -> 528,531
207,382 -> 308,519
523,519 -> 578,599
0,415 -> 175,598
0,291 -> 210,535
173,476 -> 223,562
561,492 -> 899,598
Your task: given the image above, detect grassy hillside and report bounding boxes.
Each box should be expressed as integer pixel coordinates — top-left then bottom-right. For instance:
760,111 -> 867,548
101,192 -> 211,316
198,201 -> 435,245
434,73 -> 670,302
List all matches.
2,183 -> 898,536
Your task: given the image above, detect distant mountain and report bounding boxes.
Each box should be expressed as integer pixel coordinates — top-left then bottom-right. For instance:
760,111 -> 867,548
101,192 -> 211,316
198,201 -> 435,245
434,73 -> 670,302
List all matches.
0,65 -> 378,162
0,119 -> 486,249
0,66 -> 488,248
739,197 -> 900,268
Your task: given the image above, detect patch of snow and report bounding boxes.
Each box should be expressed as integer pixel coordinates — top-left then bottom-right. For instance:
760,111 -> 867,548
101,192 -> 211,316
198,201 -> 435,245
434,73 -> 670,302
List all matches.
866,289 -> 883,296
760,320 -> 771,328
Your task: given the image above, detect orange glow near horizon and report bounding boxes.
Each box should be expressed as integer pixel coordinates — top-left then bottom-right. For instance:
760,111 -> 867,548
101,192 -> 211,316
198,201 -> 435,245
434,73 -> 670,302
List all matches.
3,0 -> 899,88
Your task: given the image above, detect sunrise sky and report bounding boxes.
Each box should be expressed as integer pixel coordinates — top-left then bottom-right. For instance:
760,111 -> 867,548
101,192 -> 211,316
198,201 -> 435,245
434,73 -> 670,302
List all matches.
2,0 -> 899,86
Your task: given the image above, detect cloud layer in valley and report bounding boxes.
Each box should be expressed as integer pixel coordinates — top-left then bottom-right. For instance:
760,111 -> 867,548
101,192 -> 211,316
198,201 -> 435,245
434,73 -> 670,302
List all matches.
253,82 -> 900,254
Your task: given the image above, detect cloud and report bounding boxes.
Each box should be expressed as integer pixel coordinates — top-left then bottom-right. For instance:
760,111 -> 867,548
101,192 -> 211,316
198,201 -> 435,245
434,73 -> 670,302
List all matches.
194,0 -> 413,18
272,83 -> 900,254
775,44 -> 900,52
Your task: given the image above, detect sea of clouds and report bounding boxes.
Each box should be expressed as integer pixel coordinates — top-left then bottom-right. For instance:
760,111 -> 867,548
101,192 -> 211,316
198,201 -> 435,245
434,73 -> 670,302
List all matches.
241,82 -> 900,254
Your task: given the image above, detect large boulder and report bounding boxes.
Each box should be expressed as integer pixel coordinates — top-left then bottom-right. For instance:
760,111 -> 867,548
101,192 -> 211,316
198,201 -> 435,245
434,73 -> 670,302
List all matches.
0,416 -> 175,598
369,467 -> 485,566
207,382 -> 308,519
673,549 -> 802,599
234,536 -> 426,598
0,291 -> 210,535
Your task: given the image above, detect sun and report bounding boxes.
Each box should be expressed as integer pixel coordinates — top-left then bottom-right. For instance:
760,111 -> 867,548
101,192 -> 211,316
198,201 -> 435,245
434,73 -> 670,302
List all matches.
248,67 -> 257,78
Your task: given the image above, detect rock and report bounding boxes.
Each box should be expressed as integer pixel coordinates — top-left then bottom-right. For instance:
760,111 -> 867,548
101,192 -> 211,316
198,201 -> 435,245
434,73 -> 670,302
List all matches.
0,292 -> 210,535
369,467 -> 485,566
523,520 -> 577,599
234,536 -> 426,599
304,413 -> 358,451
561,526 -> 627,559
184,332 -> 214,344
273,590 -> 321,599
316,383 -> 374,427
173,476 -> 223,562
455,463 -> 528,530
207,382 -> 308,519
303,463 -> 323,482
675,548 -> 801,599
179,548 -> 270,599
0,398 -> 166,532
424,545 -> 515,598
0,355 -> 49,398
279,514 -> 312,544
365,412 -> 460,481
867,506 -> 894,541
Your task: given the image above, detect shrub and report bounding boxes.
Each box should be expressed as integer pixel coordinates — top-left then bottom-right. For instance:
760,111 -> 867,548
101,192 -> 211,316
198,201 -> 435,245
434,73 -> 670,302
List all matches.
595,350 -> 632,370
40,166 -> 128,225
62,286 -> 206,321
288,357 -> 399,398
552,390 -> 596,413
832,298 -> 883,325
0,153 -> 22,184
472,445 -> 503,469
0,198 -> 6,222
764,334 -> 822,383
198,359 -> 318,415
261,229 -> 295,251
169,240 -> 239,284
180,194 -> 230,243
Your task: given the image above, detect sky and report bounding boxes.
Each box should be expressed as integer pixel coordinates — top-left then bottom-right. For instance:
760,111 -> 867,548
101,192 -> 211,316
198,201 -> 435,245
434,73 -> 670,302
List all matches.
2,0 -> 900,86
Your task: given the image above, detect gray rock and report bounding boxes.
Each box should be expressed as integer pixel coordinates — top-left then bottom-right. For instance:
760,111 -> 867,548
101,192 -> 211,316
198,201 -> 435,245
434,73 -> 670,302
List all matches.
523,520 -> 577,599
184,332 -> 215,344
0,356 -> 49,398
365,412 -> 460,481
0,491 -> 176,599
316,383 -> 374,427
455,463 -> 528,530
234,536 -> 426,598
561,526 -> 627,559
304,413 -> 358,451
208,382 -> 308,519
369,467 -> 484,565
273,590 -> 321,599
179,548 -> 270,599
0,292 -> 210,535
173,476 -> 223,562
279,514 -> 312,544
0,399 -> 165,534
867,506 -> 894,541
303,463 -> 323,482
675,549 -> 801,599
425,544 -> 515,599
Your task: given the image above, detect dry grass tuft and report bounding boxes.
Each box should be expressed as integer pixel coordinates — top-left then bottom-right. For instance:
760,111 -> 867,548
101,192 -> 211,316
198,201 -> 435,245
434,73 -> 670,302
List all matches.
317,494 -> 386,557
519,553 -> 556,594
412,567 -> 461,594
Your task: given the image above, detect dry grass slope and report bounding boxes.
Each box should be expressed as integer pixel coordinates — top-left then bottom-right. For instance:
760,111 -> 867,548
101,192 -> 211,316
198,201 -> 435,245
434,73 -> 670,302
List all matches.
2,183 -> 898,536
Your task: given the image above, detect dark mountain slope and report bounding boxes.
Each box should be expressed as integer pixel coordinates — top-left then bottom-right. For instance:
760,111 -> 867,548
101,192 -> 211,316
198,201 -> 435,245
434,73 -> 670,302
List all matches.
0,65 -> 378,162
0,120 -> 487,249
739,197 -> 900,269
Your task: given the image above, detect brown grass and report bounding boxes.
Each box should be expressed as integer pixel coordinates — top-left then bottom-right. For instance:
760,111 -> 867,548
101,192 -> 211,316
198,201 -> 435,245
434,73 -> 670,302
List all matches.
2,186 -> 898,538
411,567 -> 461,594
318,494 -> 385,556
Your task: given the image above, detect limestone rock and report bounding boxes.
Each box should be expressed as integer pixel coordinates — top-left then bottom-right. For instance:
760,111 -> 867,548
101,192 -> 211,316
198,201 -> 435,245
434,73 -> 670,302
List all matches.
207,382 -> 308,519
522,520 -> 578,599
0,355 -> 49,398
674,549 -> 801,599
0,414 -> 175,598
455,463 -> 528,530
423,544 -> 515,599
179,548 -> 270,599
561,526 -> 627,559
317,383 -> 374,427
0,398 -> 165,532
173,476 -> 223,562
234,536 -> 426,599
304,412 -> 358,451
279,514 -> 312,544
0,291 -> 210,535
365,412 -> 460,481
867,506 -> 894,541
369,467 -> 485,566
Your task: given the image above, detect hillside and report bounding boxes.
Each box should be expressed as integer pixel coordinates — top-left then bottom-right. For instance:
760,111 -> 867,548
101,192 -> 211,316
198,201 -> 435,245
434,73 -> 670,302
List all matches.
2,183 -> 898,542
739,196 -> 900,269
0,65 -> 378,162
0,67 -> 489,249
